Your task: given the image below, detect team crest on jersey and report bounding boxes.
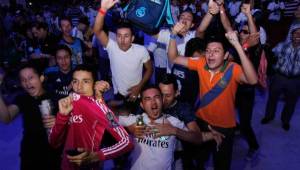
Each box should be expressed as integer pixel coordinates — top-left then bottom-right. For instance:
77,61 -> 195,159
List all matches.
106,111 -> 119,128
72,93 -> 80,101
218,78 -> 228,88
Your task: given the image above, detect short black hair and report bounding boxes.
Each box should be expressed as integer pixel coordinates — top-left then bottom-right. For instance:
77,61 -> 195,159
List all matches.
159,74 -> 178,91
59,16 -> 72,27
31,22 -> 48,31
116,20 -> 134,35
179,9 -> 195,23
185,37 -> 206,56
73,64 -> 97,81
205,35 -> 229,52
55,44 -> 72,57
19,62 -> 43,77
140,84 -> 161,98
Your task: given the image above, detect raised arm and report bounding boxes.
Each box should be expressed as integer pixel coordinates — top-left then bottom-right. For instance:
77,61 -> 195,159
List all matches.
167,23 -> 189,67
219,3 -> 233,32
49,96 -> 73,148
241,3 -> 257,34
225,31 -> 258,84
93,0 -> 118,47
196,0 -> 219,38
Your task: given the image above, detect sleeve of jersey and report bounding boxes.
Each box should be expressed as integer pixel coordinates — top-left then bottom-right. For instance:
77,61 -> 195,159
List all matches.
233,64 -> 244,84
48,113 -> 69,148
180,103 -> 196,124
97,123 -> 133,160
187,57 -> 201,71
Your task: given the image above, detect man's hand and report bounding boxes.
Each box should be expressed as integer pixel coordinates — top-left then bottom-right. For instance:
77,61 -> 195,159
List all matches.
208,0 -> 220,15
42,115 -> 56,129
134,125 -> 151,138
225,31 -> 240,47
241,3 -> 251,17
214,0 -> 224,6
127,84 -> 142,102
94,80 -> 110,100
172,22 -> 186,35
101,0 -> 119,11
242,32 -> 260,47
67,148 -> 99,166
208,125 -> 225,148
58,96 -> 73,116
151,122 -> 176,137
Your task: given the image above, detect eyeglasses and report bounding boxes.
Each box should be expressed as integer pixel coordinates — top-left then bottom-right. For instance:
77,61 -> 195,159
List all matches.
240,30 -> 249,34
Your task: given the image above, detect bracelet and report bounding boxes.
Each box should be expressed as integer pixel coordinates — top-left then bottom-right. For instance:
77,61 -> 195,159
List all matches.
170,33 -> 177,40
98,8 -> 107,16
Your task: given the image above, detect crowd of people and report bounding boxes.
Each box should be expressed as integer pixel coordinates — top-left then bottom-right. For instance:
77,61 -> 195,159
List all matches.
0,0 -> 300,169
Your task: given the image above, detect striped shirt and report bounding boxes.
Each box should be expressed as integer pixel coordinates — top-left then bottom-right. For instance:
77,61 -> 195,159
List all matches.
284,0 -> 300,17
273,41 -> 300,76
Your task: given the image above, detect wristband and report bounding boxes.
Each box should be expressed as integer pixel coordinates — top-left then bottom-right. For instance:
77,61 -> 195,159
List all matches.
242,42 -> 249,51
98,8 -> 106,16
170,33 -> 177,40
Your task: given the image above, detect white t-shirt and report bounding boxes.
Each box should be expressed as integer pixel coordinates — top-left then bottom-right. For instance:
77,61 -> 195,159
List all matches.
157,29 -> 196,56
106,39 -> 150,96
119,113 -> 186,170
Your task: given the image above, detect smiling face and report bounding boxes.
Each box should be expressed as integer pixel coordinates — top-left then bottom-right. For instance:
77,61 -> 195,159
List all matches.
60,19 -> 72,36
292,28 -> 300,47
71,70 -> 94,97
19,68 -> 44,97
205,42 -> 228,72
140,88 -> 163,121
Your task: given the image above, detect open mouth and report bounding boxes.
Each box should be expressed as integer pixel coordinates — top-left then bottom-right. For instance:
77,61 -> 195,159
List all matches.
26,86 -> 36,94
208,58 -> 215,65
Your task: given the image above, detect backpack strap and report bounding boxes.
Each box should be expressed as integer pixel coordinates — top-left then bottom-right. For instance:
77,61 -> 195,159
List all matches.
123,0 -> 134,12
165,0 -> 175,25
194,64 -> 234,110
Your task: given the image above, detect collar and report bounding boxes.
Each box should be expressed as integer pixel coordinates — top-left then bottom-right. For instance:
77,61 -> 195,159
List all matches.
204,60 -> 229,73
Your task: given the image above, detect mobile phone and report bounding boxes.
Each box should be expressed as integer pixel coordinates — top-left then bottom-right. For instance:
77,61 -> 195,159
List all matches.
66,149 -> 82,156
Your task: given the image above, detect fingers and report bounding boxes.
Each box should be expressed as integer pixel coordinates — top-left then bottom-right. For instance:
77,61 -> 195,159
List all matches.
42,115 -> 56,128
58,96 -> 73,115
173,22 -> 185,34
94,81 -> 110,93
67,150 -> 89,166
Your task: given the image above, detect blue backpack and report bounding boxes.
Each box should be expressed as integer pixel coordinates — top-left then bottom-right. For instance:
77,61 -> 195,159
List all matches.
123,0 -> 175,34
